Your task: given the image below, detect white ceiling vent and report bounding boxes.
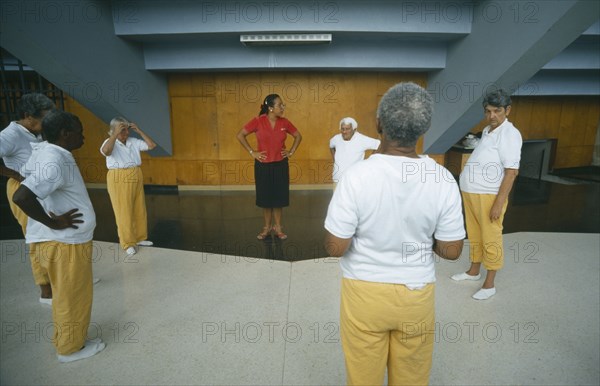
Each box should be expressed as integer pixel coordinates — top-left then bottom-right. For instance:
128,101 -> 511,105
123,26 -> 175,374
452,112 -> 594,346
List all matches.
241,34 -> 332,46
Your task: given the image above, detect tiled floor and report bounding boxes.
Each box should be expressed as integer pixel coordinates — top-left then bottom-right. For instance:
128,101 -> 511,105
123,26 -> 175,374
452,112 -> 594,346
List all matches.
0,233 -> 598,385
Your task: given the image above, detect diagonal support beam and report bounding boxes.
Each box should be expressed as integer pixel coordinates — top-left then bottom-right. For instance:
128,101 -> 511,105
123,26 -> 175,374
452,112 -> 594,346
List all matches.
424,0 -> 600,153
0,0 -> 172,155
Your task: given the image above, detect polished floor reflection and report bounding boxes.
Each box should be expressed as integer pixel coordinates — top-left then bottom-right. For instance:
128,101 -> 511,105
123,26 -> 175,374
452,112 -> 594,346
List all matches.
1,177 -> 599,261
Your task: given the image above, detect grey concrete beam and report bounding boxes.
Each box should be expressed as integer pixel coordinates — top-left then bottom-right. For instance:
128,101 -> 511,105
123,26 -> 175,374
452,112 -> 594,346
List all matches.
514,71 -> 600,96
112,0 -> 472,36
0,0 -> 172,156
424,0 -> 600,154
143,37 -> 447,71
542,38 -> 600,70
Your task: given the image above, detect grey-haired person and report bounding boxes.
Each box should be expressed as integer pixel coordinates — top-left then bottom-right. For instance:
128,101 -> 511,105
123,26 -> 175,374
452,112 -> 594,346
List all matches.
100,117 -> 156,257
451,89 -> 522,300
325,82 -> 465,385
0,93 -> 55,303
329,117 -> 380,184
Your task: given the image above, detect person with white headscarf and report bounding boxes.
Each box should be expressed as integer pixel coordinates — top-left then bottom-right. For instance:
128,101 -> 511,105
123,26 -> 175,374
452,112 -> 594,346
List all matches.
329,117 -> 380,184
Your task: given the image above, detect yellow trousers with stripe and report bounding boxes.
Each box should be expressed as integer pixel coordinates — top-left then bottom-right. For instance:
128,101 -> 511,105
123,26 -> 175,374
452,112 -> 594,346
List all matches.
462,192 -> 508,271
32,241 -> 93,355
107,167 -> 148,250
340,278 -> 435,386
7,178 -> 50,285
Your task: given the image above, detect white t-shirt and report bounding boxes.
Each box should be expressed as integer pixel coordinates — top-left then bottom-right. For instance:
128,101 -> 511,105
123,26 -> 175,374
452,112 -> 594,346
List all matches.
0,121 -> 42,175
21,142 -> 96,244
100,137 -> 149,169
325,154 -> 465,287
329,131 -> 380,182
459,119 -> 522,194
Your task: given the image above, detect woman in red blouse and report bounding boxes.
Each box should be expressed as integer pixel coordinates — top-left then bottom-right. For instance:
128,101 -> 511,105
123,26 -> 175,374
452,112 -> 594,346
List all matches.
236,94 -> 302,240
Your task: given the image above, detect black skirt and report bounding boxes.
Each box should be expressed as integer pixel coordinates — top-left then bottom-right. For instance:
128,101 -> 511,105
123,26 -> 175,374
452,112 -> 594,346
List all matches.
255,159 -> 289,208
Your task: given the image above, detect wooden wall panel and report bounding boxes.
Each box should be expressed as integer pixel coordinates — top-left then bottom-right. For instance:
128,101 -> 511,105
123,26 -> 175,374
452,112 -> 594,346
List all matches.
542,98 -> 562,139
584,103 -> 600,146
527,99 -> 549,140
141,158 -> 177,185
64,76 -> 599,186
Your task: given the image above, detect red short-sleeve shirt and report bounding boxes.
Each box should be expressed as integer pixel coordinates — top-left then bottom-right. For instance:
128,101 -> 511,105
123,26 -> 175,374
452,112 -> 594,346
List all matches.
243,115 -> 298,163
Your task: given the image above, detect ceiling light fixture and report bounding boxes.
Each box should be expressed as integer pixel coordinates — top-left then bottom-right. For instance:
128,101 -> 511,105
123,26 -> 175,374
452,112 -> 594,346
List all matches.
241,33 -> 332,46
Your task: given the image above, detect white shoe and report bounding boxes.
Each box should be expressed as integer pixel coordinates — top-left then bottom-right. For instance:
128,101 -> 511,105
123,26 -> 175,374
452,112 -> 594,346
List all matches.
472,287 -> 496,300
126,247 -> 137,256
39,297 -> 52,306
57,339 -> 105,363
137,240 -> 153,247
451,272 -> 481,281
93,277 -> 100,285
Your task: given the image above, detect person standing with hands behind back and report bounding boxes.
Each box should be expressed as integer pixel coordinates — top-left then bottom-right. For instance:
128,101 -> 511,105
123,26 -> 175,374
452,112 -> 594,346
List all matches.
237,94 -> 302,240
325,83 -> 465,385
101,117 -> 156,257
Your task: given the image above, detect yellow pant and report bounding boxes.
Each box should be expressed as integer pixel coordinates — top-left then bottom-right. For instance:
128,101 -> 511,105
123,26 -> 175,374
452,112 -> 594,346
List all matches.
340,278 -> 435,386
107,167 -> 148,249
462,192 -> 508,271
32,241 -> 93,355
7,179 -> 50,285
6,178 -> 28,236
28,244 -> 51,285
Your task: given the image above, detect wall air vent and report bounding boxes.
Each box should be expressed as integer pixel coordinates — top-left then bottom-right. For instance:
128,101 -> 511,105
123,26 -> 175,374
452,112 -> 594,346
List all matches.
241,34 -> 332,46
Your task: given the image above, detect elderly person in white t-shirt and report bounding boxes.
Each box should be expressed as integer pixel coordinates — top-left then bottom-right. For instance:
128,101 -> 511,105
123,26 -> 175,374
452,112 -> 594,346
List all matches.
451,89 -> 523,300
329,117 -> 380,184
13,110 -> 105,363
0,93 -> 55,303
325,82 -> 465,385
100,117 -> 156,257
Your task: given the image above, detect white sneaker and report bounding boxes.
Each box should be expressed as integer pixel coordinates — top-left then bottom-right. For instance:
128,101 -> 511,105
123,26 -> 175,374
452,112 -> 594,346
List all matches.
472,287 -> 496,300
450,272 -> 481,281
137,240 -> 153,247
126,247 -> 137,256
39,297 -> 52,306
93,277 -> 100,285
57,339 -> 106,363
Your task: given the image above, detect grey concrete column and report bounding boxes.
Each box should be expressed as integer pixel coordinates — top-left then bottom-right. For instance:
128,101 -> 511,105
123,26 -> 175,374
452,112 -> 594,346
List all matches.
0,0 -> 172,155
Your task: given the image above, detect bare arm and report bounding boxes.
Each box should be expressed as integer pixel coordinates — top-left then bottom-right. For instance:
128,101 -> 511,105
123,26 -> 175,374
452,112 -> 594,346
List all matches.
490,168 -> 519,221
12,185 -> 83,230
282,131 -> 302,158
130,123 -> 157,150
324,231 -> 352,257
330,147 -> 336,162
433,239 -> 464,260
236,128 -> 266,162
326,230 -> 463,260
0,163 -> 23,181
100,123 -> 126,156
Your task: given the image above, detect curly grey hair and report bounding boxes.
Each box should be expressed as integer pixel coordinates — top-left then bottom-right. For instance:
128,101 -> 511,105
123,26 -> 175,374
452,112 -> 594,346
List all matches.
376,82 -> 433,147
17,93 -> 55,119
